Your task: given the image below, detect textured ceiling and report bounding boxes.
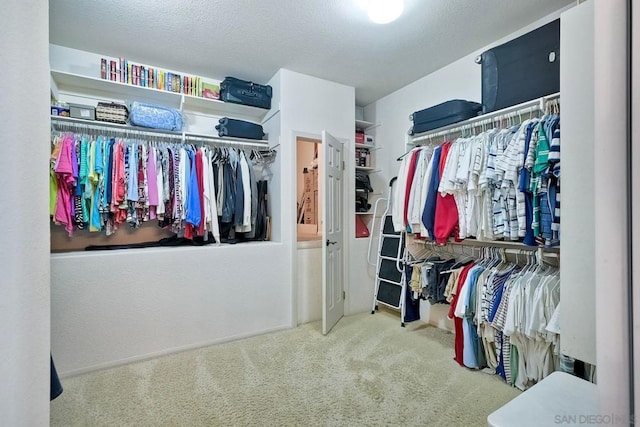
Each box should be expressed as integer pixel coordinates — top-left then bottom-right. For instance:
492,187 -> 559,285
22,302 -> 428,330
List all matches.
49,0 -> 573,106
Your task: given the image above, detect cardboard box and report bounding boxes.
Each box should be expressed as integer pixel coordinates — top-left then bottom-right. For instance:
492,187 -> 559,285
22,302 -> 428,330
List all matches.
303,190 -> 318,224
304,172 -> 312,193
304,168 -> 318,193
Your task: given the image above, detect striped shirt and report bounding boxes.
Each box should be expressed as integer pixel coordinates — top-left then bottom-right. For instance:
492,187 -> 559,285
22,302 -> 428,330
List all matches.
549,126 -> 561,243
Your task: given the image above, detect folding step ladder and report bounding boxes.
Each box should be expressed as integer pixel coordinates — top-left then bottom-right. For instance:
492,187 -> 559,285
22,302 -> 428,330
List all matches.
367,177 -> 408,326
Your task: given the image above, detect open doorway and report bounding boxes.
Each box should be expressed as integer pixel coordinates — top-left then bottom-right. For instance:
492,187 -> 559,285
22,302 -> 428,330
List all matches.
296,136 -> 323,325
296,136 -> 322,242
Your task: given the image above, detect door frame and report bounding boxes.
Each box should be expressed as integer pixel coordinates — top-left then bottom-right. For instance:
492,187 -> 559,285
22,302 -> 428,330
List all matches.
290,130 -> 350,329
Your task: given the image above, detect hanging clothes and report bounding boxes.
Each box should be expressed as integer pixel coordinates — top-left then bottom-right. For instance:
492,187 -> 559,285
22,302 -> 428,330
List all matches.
394,113 -> 561,247
50,130 -> 272,245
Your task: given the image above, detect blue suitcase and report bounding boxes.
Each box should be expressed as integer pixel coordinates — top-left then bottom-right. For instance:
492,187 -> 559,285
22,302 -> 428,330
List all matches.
479,19 -> 559,114
408,100 -> 482,135
220,77 -> 272,110
216,117 -> 265,140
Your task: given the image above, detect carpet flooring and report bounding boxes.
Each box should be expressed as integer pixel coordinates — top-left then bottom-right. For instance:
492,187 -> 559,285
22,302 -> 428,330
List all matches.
50,310 -> 520,426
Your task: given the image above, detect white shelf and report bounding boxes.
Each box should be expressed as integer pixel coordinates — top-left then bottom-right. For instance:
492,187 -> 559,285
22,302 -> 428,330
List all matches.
354,118 -> 380,240
355,166 -> 377,172
183,93 -> 268,121
355,119 -> 374,130
356,143 -> 380,151
52,70 -> 182,108
51,70 -> 269,122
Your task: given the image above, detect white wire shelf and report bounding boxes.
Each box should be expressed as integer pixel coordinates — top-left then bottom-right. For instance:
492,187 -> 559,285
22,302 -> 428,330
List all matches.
51,115 -> 271,147
417,236 -> 560,253
407,92 -> 560,144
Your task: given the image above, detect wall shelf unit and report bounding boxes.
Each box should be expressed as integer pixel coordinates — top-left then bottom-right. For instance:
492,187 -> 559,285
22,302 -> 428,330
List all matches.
354,118 -> 381,239
51,70 -> 270,123
50,62 -> 277,254
51,115 -> 270,147
354,139 -> 378,217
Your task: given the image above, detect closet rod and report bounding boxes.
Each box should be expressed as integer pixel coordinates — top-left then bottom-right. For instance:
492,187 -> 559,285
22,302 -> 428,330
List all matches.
408,92 -> 560,144
421,237 -> 560,253
448,239 -> 560,254
51,115 -> 271,148
185,134 -> 271,149
52,115 -> 182,139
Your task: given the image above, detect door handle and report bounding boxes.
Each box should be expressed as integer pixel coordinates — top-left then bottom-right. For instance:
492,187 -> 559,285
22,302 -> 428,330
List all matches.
326,240 -> 337,246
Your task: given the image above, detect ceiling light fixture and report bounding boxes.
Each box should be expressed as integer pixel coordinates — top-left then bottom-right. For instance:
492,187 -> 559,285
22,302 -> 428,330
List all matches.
367,0 -> 404,24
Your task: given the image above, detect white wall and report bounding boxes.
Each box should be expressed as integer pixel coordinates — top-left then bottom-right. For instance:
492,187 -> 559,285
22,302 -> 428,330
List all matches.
593,0 -> 630,418
0,0 -> 51,424
277,70 -> 358,317
363,7 -> 569,328
52,244 -> 290,375
634,0 -> 640,417
560,2 -> 596,365
264,71 -> 282,243
296,244 -> 322,324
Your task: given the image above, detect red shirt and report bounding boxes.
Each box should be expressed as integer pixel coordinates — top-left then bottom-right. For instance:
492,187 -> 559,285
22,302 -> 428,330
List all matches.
434,142 -> 460,244
196,150 -> 206,236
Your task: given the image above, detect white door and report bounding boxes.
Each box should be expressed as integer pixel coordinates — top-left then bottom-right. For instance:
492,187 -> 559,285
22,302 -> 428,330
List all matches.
322,131 -> 345,334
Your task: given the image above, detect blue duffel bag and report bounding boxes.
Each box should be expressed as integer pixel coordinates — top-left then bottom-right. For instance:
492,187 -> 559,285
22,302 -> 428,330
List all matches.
129,101 -> 183,131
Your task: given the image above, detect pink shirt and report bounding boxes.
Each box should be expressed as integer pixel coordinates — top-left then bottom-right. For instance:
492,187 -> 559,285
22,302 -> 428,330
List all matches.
53,135 -> 76,235
146,147 -> 159,219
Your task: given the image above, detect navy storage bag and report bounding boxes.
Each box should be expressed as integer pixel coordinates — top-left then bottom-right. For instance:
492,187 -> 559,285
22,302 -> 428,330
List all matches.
220,77 -> 272,110
409,100 -> 482,135
216,117 -> 265,140
479,19 -> 560,114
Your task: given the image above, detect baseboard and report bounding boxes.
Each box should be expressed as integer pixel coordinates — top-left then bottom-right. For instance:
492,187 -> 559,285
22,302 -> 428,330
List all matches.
59,324 -> 292,378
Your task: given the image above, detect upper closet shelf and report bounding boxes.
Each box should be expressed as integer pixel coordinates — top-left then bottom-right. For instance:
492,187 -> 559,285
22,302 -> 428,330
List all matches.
51,70 -> 269,122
